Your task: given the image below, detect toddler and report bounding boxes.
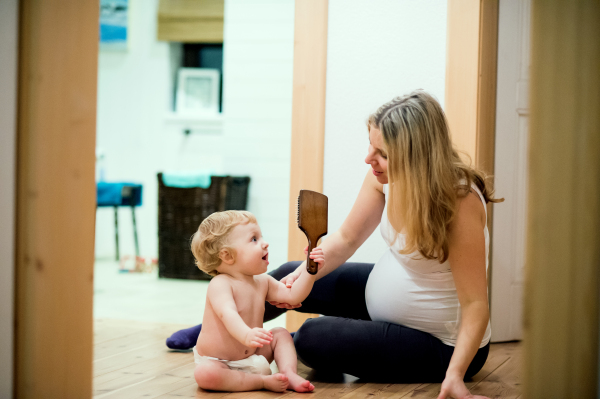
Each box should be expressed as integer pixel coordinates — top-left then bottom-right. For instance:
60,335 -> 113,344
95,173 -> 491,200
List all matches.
190,210 -> 323,393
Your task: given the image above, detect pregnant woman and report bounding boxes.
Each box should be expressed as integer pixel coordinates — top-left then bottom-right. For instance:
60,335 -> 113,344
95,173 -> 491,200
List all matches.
168,90 -> 502,399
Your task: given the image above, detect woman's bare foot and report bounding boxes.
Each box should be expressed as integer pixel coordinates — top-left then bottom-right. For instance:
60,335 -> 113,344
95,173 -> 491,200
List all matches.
262,373 -> 289,392
285,372 -> 315,393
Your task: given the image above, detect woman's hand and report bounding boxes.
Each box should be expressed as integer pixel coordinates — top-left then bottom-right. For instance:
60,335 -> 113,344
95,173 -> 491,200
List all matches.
437,374 -> 490,399
268,246 -> 326,309
268,266 -> 303,309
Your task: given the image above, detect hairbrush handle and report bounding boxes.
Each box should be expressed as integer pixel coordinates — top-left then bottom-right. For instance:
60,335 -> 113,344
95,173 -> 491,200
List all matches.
306,238 -> 318,275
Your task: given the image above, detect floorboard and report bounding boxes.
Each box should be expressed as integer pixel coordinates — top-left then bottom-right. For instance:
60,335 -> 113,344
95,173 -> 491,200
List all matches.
94,319 -> 522,398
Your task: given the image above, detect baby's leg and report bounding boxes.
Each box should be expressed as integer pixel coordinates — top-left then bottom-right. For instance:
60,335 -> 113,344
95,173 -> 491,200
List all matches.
194,359 -> 288,392
262,327 -> 314,393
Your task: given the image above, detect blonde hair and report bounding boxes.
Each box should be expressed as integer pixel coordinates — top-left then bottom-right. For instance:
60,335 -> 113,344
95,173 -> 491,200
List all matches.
367,90 -> 503,263
190,210 -> 257,276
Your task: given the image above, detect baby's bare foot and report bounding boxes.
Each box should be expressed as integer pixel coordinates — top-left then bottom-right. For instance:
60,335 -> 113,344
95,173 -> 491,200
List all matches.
262,373 -> 289,392
285,372 -> 315,393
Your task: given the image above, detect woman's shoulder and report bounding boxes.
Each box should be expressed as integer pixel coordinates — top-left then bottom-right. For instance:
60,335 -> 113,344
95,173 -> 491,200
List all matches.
453,189 -> 487,229
363,169 -> 385,194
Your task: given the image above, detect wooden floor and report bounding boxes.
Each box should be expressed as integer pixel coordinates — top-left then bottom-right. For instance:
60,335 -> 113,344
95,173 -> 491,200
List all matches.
93,319 -> 521,398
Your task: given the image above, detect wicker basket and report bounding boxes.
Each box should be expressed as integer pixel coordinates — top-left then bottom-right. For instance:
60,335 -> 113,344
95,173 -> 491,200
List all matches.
157,174 -> 250,280
225,176 -> 251,210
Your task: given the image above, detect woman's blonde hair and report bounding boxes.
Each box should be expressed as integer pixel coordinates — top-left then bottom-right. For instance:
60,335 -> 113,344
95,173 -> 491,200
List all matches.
368,90 -> 503,263
190,210 -> 257,276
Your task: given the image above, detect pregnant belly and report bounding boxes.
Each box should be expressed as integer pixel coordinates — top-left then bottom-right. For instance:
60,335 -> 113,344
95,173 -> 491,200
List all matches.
365,249 -> 460,337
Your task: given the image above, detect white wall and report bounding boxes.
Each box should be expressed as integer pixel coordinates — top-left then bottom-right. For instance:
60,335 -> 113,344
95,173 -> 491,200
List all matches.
222,0 -> 294,271
323,0 -> 447,263
0,0 -> 18,395
95,0 -> 172,259
95,0 -> 294,270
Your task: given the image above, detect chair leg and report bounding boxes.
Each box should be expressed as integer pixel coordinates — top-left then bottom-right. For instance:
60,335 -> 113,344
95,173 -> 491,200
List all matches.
131,206 -> 140,257
114,206 -> 119,261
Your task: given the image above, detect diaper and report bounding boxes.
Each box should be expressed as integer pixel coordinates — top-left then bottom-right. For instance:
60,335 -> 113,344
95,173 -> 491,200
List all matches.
193,346 -> 271,375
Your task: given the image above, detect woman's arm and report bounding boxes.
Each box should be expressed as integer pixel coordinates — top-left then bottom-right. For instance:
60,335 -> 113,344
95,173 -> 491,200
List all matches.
438,192 -> 490,399
284,170 -> 385,285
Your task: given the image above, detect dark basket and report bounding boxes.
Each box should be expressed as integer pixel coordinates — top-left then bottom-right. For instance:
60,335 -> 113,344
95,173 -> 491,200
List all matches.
225,176 -> 251,210
157,173 -> 250,280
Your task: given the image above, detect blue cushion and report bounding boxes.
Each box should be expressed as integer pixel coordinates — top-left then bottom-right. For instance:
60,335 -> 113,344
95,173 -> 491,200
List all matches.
97,182 -> 143,207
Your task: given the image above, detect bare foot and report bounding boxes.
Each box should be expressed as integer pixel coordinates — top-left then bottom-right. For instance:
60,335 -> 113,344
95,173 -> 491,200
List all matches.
262,373 -> 289,392
285,372 -> 315,393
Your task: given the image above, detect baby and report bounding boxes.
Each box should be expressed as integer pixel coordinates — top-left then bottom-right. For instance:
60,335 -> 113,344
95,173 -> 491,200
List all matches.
190,210 -> 323,393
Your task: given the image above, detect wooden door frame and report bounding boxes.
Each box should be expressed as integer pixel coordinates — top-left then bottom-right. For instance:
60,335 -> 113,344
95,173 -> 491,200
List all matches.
0,0 -> 19,396
15,1 -> 98,396
524,1 -> 600,396
445,0 -> 498,177
285,0 -> 329,332
444,0 -> 499,325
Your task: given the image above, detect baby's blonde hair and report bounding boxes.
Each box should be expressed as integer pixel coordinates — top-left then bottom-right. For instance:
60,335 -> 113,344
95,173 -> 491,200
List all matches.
191,210 -> 257,276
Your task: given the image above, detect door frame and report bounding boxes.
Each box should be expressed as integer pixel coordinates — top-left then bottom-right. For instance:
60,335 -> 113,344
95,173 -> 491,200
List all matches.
523,1 -> 600,396
0,0 -> 19,396
14,1 -> 98,396
285,0 -> 329,332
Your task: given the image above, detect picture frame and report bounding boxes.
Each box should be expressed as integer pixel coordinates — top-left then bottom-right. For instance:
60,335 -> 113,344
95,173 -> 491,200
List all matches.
99,0 -> 129,51
176,68 -> 221,116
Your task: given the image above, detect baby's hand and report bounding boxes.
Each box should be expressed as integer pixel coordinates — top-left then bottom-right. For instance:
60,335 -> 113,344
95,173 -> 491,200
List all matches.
308,247 -> 325,271
245,328 -> 273,348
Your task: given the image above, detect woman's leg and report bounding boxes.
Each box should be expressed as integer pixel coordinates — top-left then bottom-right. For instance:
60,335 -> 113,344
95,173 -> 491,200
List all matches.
265,261 -> 374,321
293,316 -> 489,383
167,261 -> 374,349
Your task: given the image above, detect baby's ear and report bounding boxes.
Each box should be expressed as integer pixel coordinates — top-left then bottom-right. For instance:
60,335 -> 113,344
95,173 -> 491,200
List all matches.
219,248 -> 235,265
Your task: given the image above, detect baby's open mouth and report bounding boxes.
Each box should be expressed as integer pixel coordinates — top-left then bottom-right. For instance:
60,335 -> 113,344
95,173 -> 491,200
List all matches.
262,253 -> 268,261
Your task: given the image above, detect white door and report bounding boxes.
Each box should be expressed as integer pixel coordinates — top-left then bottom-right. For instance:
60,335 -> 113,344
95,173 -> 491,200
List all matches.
490,0 -> 530,342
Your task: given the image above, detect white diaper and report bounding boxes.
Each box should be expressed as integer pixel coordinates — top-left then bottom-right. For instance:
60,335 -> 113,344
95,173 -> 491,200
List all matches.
193,346 -> 271,376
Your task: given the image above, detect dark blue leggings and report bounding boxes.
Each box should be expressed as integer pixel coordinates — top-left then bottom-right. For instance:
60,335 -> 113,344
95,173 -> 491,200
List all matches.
267,261 -> 489,383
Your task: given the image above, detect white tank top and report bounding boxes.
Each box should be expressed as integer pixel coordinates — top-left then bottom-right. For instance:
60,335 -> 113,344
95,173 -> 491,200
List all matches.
365,183 -> 492,347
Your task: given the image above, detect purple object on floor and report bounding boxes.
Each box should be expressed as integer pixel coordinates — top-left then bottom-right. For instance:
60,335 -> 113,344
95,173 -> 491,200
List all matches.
166,324 -> 202,350
166,324 -> 295,350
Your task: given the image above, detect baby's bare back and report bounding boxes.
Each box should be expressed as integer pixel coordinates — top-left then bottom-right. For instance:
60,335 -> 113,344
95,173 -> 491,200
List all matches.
196,275 -> 268,361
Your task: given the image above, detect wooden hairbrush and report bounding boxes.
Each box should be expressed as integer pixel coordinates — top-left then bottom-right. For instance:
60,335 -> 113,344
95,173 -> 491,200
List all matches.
297,190 -> 328,275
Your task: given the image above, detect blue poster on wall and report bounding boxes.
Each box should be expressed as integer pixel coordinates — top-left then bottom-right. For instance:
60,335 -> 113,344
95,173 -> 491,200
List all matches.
99,0 -> 128,50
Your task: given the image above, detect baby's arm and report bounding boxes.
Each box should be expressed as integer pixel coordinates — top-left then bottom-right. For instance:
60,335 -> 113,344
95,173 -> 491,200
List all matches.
265,263 -> 318,305
208,277 -> 272,347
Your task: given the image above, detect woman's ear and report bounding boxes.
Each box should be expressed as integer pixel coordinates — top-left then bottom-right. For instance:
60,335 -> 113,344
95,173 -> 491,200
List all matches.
219,248 -> 235,265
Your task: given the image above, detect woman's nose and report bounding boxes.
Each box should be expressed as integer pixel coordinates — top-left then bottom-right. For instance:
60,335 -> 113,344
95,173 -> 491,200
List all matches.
365,152 -> 375,165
